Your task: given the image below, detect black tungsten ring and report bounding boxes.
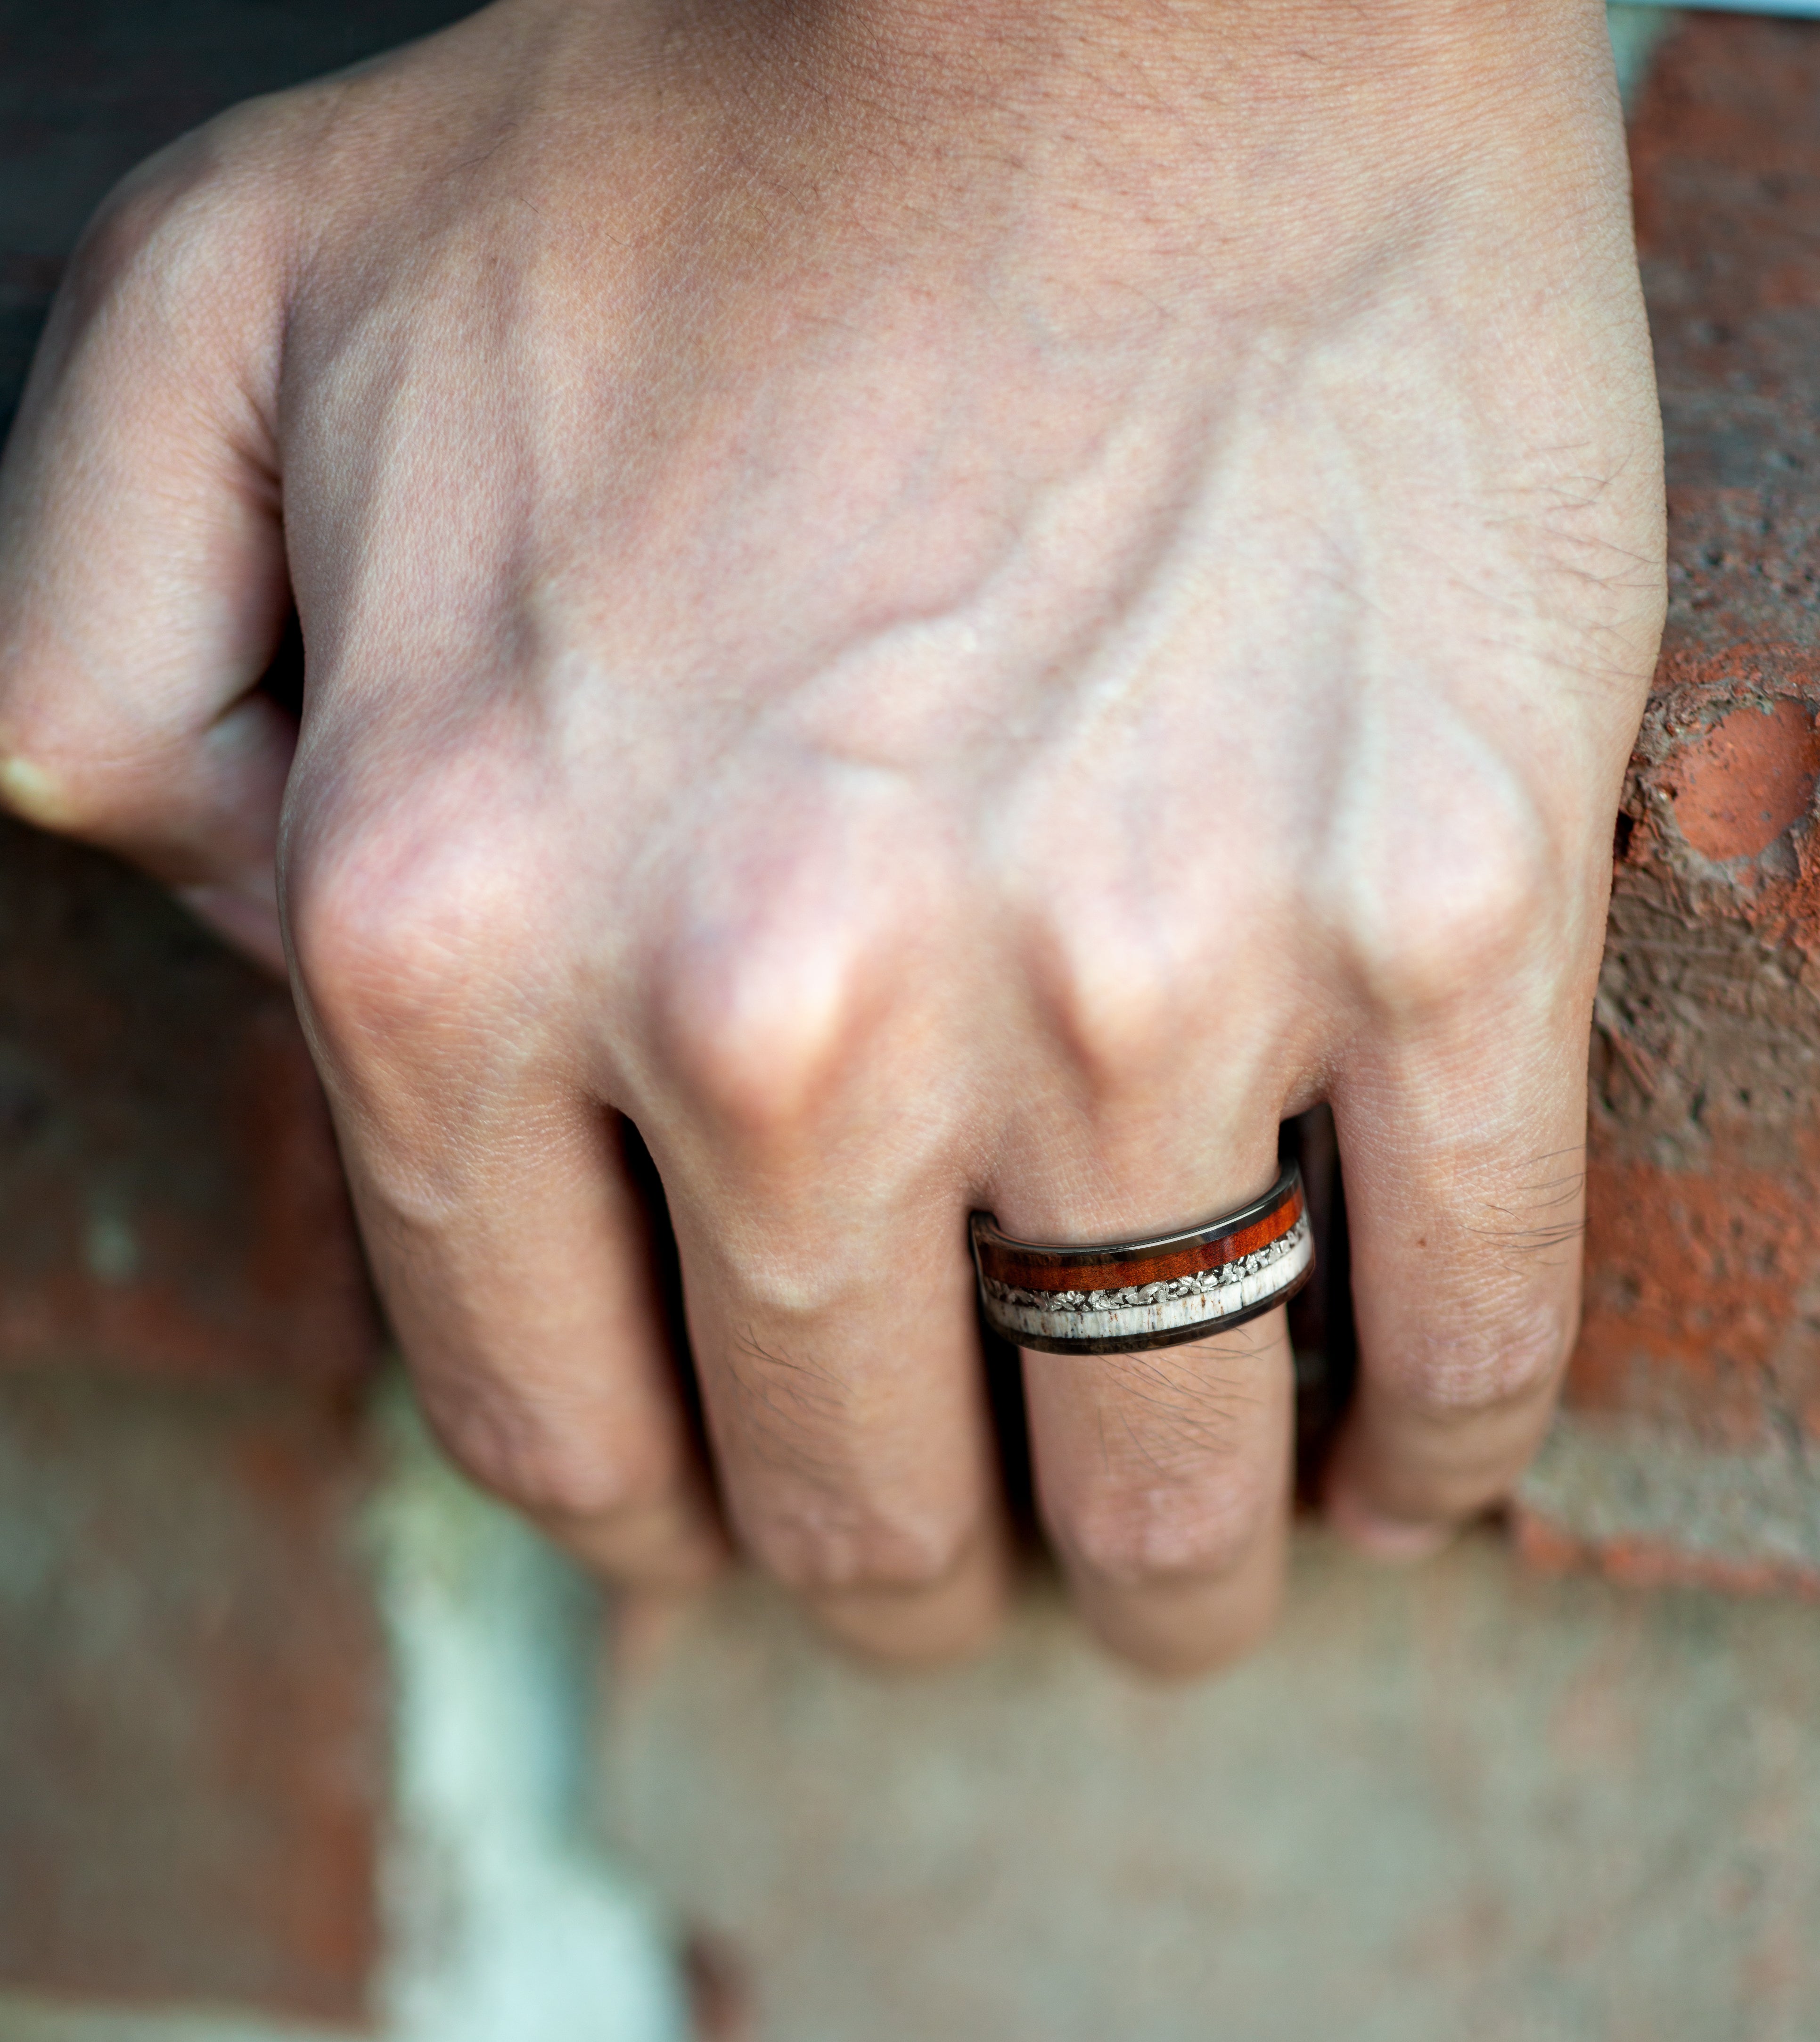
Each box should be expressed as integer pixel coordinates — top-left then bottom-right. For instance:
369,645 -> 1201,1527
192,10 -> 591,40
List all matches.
970,1163 -> 1313,1356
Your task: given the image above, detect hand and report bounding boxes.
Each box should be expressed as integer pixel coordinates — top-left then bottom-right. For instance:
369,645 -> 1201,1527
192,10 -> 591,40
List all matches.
0,0 -> 1664,1672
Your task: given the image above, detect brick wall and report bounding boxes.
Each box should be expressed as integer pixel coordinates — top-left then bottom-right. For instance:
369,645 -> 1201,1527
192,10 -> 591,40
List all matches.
0,823 -> 386,2022
2,8 -> 1819,2035
1513,15 -> 1820,1596
0,2 -> 459,2021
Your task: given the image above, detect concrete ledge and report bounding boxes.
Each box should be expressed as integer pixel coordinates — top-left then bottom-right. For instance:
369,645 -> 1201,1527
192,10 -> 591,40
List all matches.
1517,1413 -> 1820,1597
605,1531 -> 1820,2042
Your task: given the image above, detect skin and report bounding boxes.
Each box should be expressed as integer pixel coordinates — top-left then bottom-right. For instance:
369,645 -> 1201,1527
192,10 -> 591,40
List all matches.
0,0 -> 1664,1674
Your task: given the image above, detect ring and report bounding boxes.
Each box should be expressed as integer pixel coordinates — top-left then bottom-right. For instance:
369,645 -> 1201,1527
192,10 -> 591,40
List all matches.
970,1162 -> 1314,1355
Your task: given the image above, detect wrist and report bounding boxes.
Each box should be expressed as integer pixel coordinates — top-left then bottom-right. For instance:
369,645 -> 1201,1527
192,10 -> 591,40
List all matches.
807,0 -> 1624,240
828,0 -> 1614,121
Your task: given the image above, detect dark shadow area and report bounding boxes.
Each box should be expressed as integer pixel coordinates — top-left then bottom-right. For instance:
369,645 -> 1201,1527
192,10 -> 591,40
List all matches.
616,1114 -> 718,1482
1283,1103 -> 1355,1502
0,0 -> 476,448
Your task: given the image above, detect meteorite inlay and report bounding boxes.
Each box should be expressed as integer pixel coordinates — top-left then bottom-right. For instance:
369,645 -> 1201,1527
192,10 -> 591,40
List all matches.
971,1163 -> 1312,1354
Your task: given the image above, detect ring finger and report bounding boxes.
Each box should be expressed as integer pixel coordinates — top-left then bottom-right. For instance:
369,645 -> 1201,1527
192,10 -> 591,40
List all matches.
1002,1132 -> 1300,1677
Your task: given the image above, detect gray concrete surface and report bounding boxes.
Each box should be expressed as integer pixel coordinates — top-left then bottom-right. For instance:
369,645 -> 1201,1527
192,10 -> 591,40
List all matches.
606,1531 -> 1820,2042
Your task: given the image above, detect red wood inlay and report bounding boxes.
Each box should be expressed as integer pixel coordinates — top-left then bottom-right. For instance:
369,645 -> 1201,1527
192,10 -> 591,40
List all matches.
979,1184 -> 1303,1294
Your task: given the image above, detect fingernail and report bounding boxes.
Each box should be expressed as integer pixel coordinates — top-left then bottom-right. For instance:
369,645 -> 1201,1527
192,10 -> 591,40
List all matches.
0,755 -> 73,827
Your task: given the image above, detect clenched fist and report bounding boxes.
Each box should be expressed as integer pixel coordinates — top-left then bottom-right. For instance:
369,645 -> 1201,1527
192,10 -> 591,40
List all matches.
0,0 -> 1664,1671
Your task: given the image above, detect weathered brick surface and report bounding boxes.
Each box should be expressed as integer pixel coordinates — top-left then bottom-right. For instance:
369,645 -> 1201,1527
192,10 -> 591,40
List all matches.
1516,15 -> 1820,1593
0,4 -> 470,2016
0,1373 -> 385,2023
0,818 -> 374,1391
0,834 -> 389,2021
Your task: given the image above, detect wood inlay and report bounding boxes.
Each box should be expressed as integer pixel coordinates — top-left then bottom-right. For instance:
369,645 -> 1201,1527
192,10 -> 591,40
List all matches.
972,1171 -> 1304,1296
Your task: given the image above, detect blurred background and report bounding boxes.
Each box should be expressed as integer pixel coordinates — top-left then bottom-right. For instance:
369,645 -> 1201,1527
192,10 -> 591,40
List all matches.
2,5 -> 1818,2038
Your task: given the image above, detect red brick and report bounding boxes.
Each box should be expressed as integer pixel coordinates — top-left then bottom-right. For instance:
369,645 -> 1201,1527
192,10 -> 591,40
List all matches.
0,788 -> 388,2020
1669,699 -> 1820,864
0,815 -> 377,1392
1574,1155 -> 1820,1445
0,1371 -> 385,2024
1513,1507 -> 1820,1603
1518,16 -> 1820,1591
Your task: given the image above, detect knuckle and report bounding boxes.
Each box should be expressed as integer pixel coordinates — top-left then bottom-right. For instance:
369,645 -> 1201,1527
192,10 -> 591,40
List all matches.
1022,893 -> 1215,1093
286,785 -> 531,1059
1059,1461 -> 1279,1589
1384,1304 -> 1573,1425
1336,774 -> 1556,1018
66,168 -> 197,312
645,785 -> 963,1144
746,1499 -> 978,1598
62,115 -> 282,328
651,905 -> 886,1144
711,1248 -> 872,1325
421,1374 -> 670,1524
1010,794 -> 1289,1091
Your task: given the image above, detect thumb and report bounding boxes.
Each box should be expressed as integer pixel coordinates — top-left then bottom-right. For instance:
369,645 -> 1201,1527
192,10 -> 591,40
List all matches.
0,124 -> 297,971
